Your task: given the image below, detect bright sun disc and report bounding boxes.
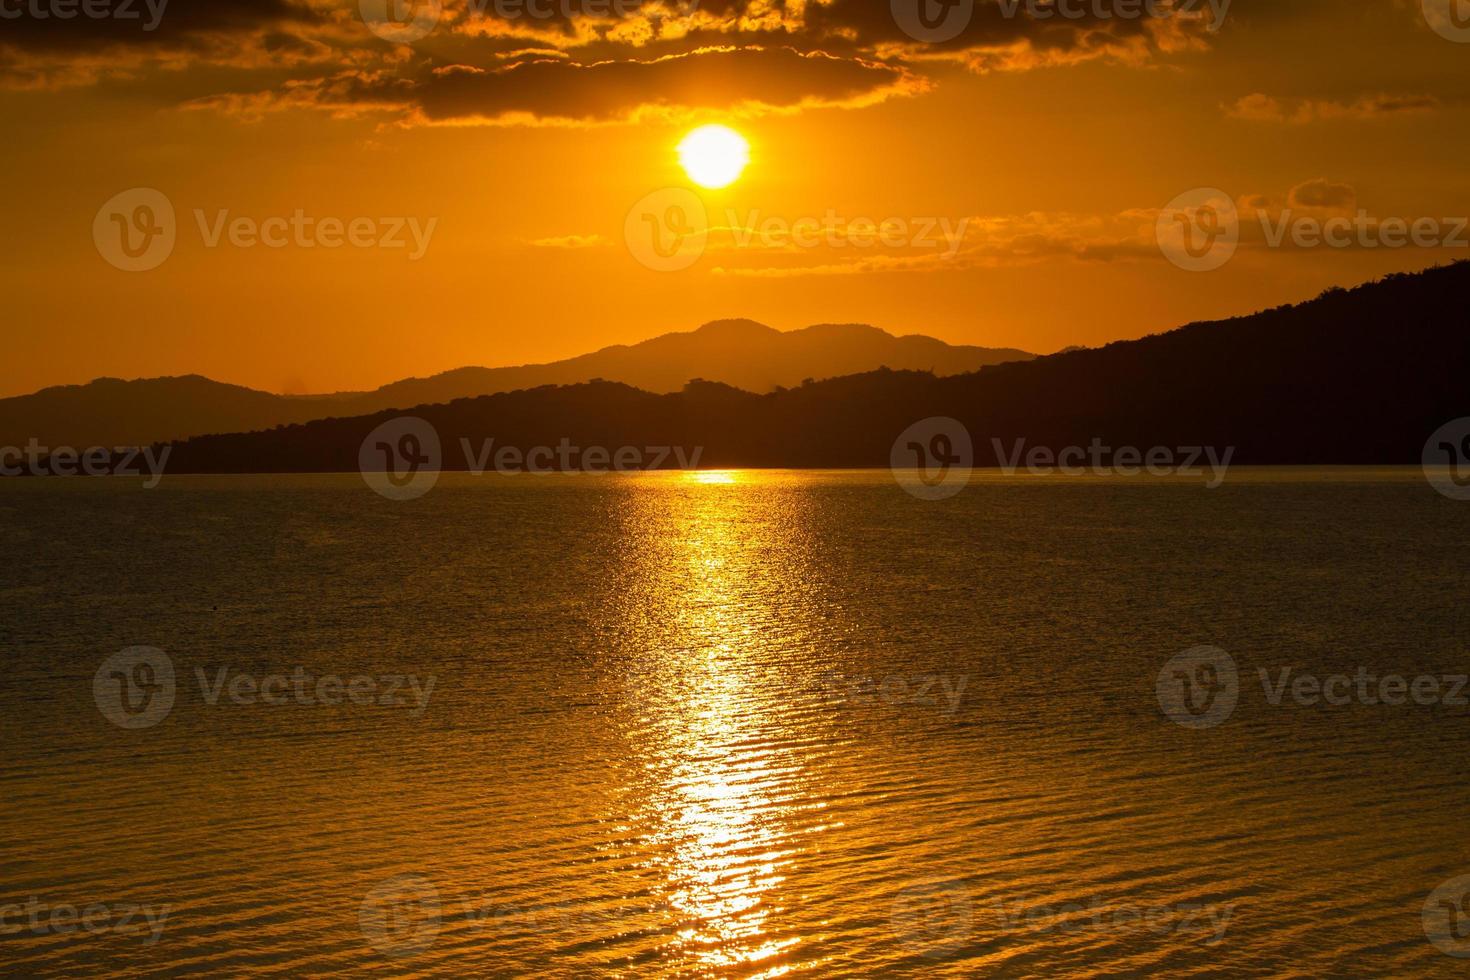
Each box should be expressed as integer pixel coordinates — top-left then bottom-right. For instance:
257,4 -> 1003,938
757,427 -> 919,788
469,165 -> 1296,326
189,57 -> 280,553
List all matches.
678,125 -> 750,189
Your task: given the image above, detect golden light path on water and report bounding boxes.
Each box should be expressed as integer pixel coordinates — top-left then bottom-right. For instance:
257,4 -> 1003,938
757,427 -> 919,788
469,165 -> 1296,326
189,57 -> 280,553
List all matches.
616,470 -> 821,975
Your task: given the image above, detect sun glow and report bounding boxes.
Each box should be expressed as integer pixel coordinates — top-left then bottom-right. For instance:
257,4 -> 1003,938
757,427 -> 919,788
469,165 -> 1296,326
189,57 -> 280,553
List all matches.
678,125 -> 750,189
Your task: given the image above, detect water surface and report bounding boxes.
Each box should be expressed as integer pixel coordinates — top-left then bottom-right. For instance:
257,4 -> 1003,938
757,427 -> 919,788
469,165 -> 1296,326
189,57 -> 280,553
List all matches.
1,469 -> 1467,976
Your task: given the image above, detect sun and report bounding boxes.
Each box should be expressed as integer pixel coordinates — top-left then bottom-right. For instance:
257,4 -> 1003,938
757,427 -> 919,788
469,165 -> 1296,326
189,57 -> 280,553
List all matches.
678,125 -> 750,189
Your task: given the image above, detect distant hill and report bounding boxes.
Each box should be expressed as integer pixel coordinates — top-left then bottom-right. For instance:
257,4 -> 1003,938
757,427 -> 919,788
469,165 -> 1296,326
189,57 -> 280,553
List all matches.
0,322 -> 1033,449
95,262 -> 1469,474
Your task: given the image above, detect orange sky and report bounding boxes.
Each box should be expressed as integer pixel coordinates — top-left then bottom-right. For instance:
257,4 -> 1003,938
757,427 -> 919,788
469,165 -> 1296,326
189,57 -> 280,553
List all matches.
3,0 -> 1468,397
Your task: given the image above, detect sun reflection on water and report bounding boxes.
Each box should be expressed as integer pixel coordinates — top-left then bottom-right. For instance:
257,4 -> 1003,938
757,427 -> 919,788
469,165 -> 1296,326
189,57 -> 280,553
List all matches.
688,470 -> 739,485
608,473 -> 823,974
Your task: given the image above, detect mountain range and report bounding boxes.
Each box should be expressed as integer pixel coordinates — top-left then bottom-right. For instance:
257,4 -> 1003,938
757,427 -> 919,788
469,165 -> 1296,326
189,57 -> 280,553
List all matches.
0,322 -> 1034,449
70,261 -> 1468,474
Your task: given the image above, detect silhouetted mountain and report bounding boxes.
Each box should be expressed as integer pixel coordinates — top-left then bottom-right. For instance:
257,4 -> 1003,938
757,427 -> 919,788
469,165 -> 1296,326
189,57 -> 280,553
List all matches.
0,376 -> 342,453
81,262 -> 1467,476
0,322 -> 1032,448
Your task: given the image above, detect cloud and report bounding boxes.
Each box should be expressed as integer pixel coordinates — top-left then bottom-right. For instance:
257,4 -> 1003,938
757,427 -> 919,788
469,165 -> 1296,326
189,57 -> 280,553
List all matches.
530,233 -> 609,248
416,46 -> 923,123
0,0 -> 383,91
187,45 -> 926,125
3,0 -> 1223,122
1225,92 -> 1440,124
1285,178 -> 1357,211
